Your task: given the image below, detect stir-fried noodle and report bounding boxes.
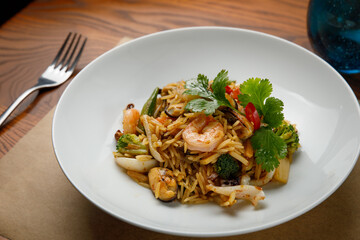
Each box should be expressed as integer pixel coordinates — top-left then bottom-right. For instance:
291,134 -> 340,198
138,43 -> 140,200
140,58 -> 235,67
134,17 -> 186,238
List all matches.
113,72 -> 300,207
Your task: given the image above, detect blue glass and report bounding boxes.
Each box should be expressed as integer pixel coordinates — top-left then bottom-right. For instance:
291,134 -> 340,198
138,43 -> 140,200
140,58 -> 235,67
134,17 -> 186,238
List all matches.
307,0 -> 360,74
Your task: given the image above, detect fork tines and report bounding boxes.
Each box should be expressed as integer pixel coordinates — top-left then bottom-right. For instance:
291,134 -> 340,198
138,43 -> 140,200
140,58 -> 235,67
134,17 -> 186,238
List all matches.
51,32 -> 87,72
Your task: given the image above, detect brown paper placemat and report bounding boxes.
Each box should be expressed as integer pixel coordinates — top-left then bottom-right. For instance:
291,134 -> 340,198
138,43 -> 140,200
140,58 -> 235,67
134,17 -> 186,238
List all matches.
1,108 -> 360,240
0,37 -> 360,239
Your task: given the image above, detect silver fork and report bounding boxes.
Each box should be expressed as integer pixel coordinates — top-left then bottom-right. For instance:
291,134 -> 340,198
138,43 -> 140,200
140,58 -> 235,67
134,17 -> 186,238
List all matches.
0,32 -> 87,128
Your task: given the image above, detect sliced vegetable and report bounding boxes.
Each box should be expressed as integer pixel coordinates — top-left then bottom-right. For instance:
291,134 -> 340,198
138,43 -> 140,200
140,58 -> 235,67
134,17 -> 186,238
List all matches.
225,85 -> 241,100
115,157 -> 158,173
141,87 -> 160,116
245,102 -> 260,130
273,157 -> 290,183
141,115 -> 164,162
225,85 -> 232,94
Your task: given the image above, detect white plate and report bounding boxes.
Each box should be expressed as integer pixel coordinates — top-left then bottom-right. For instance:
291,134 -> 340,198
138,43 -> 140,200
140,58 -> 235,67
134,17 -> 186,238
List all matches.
52,27 -> 360,237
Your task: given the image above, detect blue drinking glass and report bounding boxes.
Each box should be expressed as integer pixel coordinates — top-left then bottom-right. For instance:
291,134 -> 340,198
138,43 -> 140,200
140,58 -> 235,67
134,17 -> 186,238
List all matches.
307,0 -> 360,74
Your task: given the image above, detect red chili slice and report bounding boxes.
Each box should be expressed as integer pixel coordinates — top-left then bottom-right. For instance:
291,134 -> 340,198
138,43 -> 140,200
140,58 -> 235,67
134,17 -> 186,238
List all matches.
230,88 -> 241,99
245,102 -> 260,130
225,85 -> 241,99
225,85 -> 232,94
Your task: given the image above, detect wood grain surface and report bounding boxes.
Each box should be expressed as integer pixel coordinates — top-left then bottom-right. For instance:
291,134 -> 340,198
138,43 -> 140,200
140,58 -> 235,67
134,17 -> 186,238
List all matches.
1,0 -> 359,157
1,0 -> 360,239
0,0 -> 312,158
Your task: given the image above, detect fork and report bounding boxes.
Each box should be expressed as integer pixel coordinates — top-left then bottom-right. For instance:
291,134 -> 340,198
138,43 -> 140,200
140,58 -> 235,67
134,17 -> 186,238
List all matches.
0,32 -> 87,128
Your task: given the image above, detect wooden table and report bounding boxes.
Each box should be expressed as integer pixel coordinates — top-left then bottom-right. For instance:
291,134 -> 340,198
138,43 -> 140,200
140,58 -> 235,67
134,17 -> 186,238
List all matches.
1,0 -> 359,239
2,0 -> 360,158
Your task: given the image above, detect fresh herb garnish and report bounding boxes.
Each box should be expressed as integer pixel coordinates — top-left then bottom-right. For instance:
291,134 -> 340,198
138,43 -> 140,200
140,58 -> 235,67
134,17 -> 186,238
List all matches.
185,70 -> 291,172
238,77 -> 287,171
251,127 -> 287,171
238,78 -> 284,128
184,70 -> 236,115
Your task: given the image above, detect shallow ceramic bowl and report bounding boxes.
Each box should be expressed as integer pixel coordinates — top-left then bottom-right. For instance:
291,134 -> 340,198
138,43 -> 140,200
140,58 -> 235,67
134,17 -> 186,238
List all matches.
52,27 -> 360,237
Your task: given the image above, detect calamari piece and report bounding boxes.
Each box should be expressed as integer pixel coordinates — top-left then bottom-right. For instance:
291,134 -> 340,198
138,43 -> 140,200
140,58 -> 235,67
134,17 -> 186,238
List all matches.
240,174 -> 251,185
206,184 -> 265,206
250,169 -> 275,186
115,157 -> 158,173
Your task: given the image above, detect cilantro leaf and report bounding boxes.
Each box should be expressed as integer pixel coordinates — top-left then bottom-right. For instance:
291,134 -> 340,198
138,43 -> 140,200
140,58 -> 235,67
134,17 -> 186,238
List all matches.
263,97 -> 284,128
212,70 -> 230,105
251,127 -> 288,172
185,98 -> 219,115
184,74 -> 211,98
184,70 -> 234,115
238,78 -> 284,128
238,78 -> 272,115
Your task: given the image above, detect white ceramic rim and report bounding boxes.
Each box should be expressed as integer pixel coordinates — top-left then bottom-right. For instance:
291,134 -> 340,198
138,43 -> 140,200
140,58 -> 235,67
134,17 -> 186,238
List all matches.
52,26 -> 360,237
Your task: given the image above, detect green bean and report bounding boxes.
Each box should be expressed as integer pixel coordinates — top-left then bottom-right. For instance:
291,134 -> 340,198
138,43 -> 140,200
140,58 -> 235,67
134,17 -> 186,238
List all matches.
141,87 -> 160,116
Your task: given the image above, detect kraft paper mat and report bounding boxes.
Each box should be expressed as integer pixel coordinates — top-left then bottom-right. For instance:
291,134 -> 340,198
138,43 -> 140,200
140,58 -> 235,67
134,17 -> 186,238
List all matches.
1,107 -> 360,240
1,37 -> 360,239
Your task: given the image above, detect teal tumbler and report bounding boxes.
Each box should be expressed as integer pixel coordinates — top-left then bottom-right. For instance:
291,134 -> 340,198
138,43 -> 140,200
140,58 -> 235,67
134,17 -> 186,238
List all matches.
307,0 -> 360,74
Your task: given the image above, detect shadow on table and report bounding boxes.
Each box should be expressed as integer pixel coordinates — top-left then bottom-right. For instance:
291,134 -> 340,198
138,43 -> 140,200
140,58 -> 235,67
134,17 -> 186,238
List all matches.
0,0 -> 33,26
342,73 -> 360,100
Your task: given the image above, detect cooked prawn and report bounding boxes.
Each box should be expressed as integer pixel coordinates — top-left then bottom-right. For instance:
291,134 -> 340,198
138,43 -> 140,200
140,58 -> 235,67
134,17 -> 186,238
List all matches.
182,114 -> 225,152
123,104 -> 140,134
206,184 -> 265,206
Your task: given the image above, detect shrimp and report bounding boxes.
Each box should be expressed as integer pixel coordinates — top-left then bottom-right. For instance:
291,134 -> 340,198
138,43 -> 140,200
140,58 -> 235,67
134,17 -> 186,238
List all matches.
206,184 -> 265,206
123,104 -> 140,134
182,114 -> 225,152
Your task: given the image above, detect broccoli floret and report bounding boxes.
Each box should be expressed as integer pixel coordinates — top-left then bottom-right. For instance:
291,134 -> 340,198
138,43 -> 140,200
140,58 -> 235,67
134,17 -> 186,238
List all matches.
214,154 -> 240,180
116,134 -> 148,155
273,120 -> 300,156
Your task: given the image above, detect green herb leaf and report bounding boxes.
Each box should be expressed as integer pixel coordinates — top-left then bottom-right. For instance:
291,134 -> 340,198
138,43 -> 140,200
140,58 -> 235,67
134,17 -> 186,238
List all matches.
263,97 -> 284,128
185,98 -> 219,115
184,74 -> 211,98
251,127 -> 288,172
212,70 -> 230,104
184,70 -> 233,115
238,78 -> 272,115
238,78 -> 284,127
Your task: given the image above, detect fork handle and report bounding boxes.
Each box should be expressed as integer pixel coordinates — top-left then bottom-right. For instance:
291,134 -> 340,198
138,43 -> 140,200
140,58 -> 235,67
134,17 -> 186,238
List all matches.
0,85 -> 42,128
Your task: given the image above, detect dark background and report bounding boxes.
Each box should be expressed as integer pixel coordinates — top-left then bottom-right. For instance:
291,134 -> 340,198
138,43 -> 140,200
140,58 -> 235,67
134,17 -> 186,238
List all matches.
1,0 -> 33,25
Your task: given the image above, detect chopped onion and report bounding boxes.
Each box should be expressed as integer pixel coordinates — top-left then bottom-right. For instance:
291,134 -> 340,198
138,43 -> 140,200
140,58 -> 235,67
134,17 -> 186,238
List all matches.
141,115 -> 164,162
115,157 -> 158,173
